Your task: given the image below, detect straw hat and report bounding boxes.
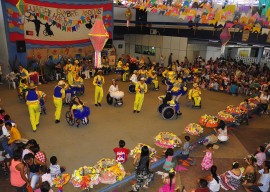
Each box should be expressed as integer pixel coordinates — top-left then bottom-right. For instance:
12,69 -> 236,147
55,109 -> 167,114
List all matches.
193,83 -> 198,88
140,77 -> 146,81
98,70 -> 103,73
58,80 -> 65,86
29,82 -> 36,89
74,60 -> 79,64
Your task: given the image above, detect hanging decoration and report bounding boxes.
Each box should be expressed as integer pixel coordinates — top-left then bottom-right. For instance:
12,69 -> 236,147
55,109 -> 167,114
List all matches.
125,8 -> 132,27
88,19 -> 109,68
16,0 -> 25,15
220,23 -> 232,46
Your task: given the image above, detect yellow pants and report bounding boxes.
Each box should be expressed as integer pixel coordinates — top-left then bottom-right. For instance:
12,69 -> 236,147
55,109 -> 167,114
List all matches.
134,93 -> 144,111
95,86 -> 103,104
67,72 -> 73,85
193,96 -> 201,106
152,80 -> 159,89
54,99 -> 63,120
122,72 -> 129,81
27,103 -> 40,131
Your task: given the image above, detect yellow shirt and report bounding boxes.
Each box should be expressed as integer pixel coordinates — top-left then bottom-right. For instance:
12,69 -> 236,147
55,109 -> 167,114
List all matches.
135,82 -> 148,94
117,61 -> 123,69
20,68 -> 29,79
8,127 -> 21,144
93,75 -> 105,86
71,104 -> 83,111
65,63 -> 74,72
162,70 -> 168,78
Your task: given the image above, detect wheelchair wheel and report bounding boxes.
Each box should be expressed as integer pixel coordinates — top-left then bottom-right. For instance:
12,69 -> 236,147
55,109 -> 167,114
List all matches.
106,93 -> 113,105
128,84 -> 135,93
162,106 -> 175,120
79,85 -> 85,96
157,103 -> 164,114
65,111 -> 75,126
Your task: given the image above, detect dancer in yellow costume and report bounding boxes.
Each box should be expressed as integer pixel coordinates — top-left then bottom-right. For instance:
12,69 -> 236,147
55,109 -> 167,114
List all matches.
73,60 -> 81,77
150,70 -> 159,90
122,63 -> 129,82
188,83 -> 201,107
93,70 -> 105,107
53,80 -> 66,123
65,60 -> 74,85
19,65 -> 29,81
25,83 -> 40,132
133,78 -> 148,113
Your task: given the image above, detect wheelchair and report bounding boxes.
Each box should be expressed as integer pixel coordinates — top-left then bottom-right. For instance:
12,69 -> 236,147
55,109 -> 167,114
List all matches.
106,93 -> 123,106
65,106 -> 90,128
71,84 -> 85,96
128,83 -> 136,93
145,77 -> 159,91
157,95 -> 180,120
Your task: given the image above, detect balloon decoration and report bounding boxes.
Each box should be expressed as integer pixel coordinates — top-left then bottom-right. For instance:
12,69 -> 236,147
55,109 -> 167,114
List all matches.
88,19 -> 109,69
125,8 -> 132,27
16,0 -> 25,15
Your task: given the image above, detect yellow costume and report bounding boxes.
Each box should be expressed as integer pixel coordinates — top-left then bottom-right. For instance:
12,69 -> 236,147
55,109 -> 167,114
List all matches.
25,84 -> 40,131
18,79 -> 28,95
73,63 -> 81,77
73,75 -> 84,86
53,81 -> 66,123
93,73 -> 105,105
122,64 -> 129,82
65,63 -> 74,85
188,83 -> 201,107
150,71 -> 159,90
117,60 -> 123,70
139,69 -> 147,79
19,67 -> 29,81
162,69 -> 168,78
133,81 -> 148,112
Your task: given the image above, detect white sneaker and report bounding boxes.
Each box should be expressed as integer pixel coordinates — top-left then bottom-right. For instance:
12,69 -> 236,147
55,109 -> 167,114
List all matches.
5,154 -> 10,158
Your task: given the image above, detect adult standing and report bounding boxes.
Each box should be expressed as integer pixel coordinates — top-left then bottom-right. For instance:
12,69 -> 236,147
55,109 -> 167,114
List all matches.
53,80 -> 66,124
10,149 -> 29,192
133,78 -> 147,113
93,70 -> 105,107
131,146 -> 153,191
160,54 -> 166,67
168,53 -> 173,68
259,90 -> 269,114
25,83 -> 40,132
65,59 -> 74,85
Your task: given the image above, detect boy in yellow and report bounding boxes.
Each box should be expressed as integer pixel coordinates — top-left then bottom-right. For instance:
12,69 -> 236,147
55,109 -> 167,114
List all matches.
93,70 -> 105,107
18,79 -> 29,97
188,83 -> 201,107
19,65 -> 29,81
150,70 -> 159,90
133,78 -> 148,113
116,58 -> 123,70
25,83 -> 40,132
65,60 -> 74,85
73,60 -> 81,77
53,80 -> 66,123
1,122 -> 21,157
122,63 -> 129,82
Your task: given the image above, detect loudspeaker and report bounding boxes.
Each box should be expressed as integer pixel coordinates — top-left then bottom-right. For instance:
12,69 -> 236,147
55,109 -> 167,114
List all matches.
16,40 -> 26,53
136,9 -> 147,22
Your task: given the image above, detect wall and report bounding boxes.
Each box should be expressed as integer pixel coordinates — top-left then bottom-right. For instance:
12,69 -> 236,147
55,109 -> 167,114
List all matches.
0,0 -> 9,76
205,46 -> 221,61
124,34 -> 187,65
2,0 -> 113,68
186,43 -> 207,62
113,40 -> 125,57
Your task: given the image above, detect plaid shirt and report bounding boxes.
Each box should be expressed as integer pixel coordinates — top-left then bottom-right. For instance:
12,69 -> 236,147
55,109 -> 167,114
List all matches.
35,151 -> 46,163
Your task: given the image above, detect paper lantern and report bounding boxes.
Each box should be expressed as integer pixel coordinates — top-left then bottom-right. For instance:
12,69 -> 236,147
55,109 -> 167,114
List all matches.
88,19 -> 109,68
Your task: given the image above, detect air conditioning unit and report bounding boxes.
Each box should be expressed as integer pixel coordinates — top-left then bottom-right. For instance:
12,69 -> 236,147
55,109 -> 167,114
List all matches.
150,29 -> 157,35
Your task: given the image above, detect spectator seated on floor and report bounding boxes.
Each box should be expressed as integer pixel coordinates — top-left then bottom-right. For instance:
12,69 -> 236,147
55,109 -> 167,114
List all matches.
0,122 -> 21,158
229,82 -> 238,96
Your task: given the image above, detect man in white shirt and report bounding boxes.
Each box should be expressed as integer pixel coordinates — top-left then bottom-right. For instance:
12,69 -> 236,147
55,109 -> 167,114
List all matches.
0,120 -> 10,139
247,161 -> 270,192
130,70 -> 138,84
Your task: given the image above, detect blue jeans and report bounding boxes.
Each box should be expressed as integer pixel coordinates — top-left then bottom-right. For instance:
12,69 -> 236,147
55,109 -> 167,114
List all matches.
0,137 -> 15,157
30,172 -> 40,189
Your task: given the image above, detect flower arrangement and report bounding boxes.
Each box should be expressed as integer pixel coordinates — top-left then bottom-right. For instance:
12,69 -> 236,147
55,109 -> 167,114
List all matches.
96,158 -> 126,184
217,110 -> 235,122
70,166 -> 100,190
53,173 -> 70,188
154,132 -> 182,148
225,105 -> 244,115
199,114 -> 219,128
185,123 -> 204,136
130,143 -> 157,160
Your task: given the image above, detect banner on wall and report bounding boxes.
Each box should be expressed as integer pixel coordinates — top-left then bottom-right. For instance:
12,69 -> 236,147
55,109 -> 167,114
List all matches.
23,3 -> 104,43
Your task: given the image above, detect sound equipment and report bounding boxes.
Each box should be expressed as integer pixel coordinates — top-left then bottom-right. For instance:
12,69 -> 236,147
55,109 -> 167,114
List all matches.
16,40 -> 26,53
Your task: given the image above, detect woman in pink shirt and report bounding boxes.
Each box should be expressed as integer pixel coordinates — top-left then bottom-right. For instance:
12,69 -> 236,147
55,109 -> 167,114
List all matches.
255,146 -> 266,168
10,149 -> 30,191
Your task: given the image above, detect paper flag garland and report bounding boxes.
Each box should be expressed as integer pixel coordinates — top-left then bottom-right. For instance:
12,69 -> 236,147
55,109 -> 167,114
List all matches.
16,0 -> 25,15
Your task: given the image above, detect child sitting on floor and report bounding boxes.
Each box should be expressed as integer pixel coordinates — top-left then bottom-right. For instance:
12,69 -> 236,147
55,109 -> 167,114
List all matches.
159,169 -> 176,192
113,139 -> 130,164
49,156 -> 66,180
